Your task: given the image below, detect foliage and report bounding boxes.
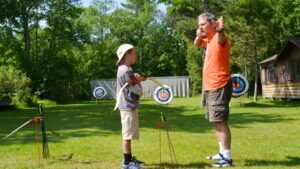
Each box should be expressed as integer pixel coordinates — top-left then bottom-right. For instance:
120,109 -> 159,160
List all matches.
186,44 -> 203,95
0,97 -> 299,168
0,65 -> 31,105
1,0 -> 300,101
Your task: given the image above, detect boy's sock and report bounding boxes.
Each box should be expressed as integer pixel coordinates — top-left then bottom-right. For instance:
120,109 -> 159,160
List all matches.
124,154 -> 132,165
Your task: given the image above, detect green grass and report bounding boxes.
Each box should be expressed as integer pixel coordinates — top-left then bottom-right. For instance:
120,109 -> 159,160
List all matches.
0,97 -> 299,169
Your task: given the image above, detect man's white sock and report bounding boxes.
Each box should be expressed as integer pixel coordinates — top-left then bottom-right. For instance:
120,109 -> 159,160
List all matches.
223,149 -> 231,160
218,142 -> 224,154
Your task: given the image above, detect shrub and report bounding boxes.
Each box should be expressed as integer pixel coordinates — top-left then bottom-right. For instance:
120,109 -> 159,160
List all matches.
0,65 -> 31,105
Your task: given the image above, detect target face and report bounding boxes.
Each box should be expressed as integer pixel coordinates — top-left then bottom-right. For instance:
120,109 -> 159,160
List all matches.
231,74 -> 249,97
93,87 -> 107,99
153,85 -> 173,104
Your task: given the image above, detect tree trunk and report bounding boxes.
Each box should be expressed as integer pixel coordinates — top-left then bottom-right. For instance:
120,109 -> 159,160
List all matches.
253,46 -> 258,102
22,7 -> 30,71
243,42 -> 248,98
204,0 -> 209,12
24,26 -> 30,70
252,23 -> 258,102
139,27 -> 144,72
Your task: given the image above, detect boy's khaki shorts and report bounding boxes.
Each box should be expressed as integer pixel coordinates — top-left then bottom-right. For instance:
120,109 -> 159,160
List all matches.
205,81 -> 232,122
120,109 -> 139,140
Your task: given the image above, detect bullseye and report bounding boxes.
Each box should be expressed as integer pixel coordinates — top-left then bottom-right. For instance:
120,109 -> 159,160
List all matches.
153,85 -> 173,104
93,87 -> 107,99
231,74 -> 249,97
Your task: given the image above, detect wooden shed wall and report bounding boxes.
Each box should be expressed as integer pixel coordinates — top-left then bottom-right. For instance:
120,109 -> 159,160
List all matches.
262,82 -> 300,98
260,47 -> 300,99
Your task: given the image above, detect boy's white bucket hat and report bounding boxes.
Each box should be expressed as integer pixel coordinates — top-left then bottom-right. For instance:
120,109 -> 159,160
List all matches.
116,44 -> 134,65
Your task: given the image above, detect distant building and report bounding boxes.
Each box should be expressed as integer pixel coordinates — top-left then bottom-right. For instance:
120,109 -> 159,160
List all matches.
259,37 -> 300,99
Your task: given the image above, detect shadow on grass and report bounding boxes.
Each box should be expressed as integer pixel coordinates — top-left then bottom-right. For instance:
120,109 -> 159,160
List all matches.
244,156 -> 300,167
148,162 -> 210,169
0,99 -> 297,144
229,112 -> 296,128
244,100 -> 300,107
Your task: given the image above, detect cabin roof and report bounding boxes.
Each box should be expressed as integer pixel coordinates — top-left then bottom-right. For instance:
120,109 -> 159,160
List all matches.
259,54 -> 277,64
259,37 -> 300,65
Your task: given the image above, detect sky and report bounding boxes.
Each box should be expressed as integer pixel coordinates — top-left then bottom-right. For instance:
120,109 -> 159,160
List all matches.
80,0 -> 93,7
80,0 -> 167,12
39,0 -> 166,28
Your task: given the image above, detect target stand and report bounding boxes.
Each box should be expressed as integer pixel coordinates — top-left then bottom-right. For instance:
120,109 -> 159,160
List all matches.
231,74 -> 249,107
93,87 -> 107,103
1,104 -> 61,161
155,112 -> 178,166
153,85 -> 178,166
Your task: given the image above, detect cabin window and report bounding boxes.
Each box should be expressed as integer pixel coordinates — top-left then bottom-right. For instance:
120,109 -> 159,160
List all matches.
267,64 -> 277,83
287,61 -> 293,81
278,62 -> 289,83
295,61 -> 300,81
261,67 -> 267,83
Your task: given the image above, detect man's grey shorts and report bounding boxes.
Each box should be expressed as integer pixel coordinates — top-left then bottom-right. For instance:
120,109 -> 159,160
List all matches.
205,81 -> 232,122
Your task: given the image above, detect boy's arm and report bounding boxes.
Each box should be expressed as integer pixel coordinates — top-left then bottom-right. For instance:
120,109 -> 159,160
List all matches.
127,74 -> 146,86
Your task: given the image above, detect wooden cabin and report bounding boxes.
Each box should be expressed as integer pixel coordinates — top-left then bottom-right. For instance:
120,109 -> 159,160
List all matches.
259,37 -> 300,99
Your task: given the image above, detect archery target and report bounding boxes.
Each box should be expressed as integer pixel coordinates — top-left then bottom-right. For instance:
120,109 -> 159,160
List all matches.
231,74 -> 249,97
93,87 -> 107,99
153,85 -> 173,104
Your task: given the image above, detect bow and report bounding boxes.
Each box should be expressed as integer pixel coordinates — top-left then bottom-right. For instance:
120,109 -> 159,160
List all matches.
113,77 -> 168,111
113,82 -> 129,111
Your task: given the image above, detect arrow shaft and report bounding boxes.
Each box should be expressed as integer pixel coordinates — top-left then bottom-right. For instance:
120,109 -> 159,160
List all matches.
147,77 -> 166,89
2,119 -> 33,140
45,126 -> 61,137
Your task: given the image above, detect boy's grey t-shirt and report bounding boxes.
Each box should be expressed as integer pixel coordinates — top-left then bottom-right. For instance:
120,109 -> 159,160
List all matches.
117,65 -> 140,110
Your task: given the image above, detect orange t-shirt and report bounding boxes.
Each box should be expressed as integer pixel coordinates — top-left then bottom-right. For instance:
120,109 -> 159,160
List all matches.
202,35 -> 230,90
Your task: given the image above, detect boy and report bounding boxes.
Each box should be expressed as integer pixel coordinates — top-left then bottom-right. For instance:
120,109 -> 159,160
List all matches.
116,44 -> 146,169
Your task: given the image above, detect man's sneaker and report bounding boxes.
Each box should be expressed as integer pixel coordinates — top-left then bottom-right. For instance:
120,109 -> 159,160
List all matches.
131,156 -> 145,165
122,162 -> 144,169
211,158 -> 233,168
206,153 -> 223,160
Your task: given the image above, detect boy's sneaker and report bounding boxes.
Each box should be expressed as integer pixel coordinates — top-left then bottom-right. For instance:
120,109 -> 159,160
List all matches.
131,156 -> 145,165
122,162 -> 144,169
211,158 -> 233,168
206,153 -> 223,160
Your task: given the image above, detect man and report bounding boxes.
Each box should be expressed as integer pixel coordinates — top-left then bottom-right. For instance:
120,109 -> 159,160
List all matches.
116,44 -> 146,169
194,12 -> 233,167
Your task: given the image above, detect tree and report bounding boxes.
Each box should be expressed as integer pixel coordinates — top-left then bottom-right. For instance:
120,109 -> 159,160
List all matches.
161,0 -> 206,95
29,0 -> 83,102
1,0 -> 45,71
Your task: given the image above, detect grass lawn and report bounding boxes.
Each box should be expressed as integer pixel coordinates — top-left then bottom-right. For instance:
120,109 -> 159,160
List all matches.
0,97 -> 299,169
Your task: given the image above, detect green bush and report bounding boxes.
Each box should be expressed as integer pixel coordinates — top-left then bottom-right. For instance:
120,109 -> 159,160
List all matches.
186,44 -> 203,95
0,65 -> 32,106
29,96 -> 57,107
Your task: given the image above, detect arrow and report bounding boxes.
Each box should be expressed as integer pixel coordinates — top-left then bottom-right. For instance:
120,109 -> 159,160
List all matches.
2,119 -> 33,140
147,77 -> 168,89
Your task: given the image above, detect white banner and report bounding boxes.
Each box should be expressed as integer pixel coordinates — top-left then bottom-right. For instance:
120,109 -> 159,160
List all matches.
90,76 -> 190,99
